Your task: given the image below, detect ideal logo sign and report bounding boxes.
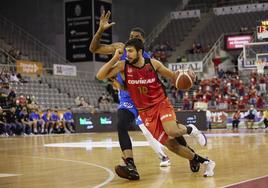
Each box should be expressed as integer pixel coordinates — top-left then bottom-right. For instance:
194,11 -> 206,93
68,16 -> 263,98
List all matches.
168,61 -> 203,72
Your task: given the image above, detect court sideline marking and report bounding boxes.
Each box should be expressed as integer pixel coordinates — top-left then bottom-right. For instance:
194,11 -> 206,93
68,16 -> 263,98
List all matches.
222,174 -> 268,188
11,155 -> 115,188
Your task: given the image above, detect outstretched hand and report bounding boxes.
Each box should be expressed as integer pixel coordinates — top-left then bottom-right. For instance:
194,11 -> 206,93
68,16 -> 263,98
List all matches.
98,10 -> 115,31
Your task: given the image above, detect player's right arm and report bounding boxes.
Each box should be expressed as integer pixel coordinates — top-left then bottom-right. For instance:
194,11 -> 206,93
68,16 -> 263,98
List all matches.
151,59 -> 177,83
96,49 -> 125,80
89,10 -> 124,54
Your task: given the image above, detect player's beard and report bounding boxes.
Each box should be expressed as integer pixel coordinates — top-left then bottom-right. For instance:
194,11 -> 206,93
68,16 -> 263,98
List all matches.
129,54 -> 139,65
131,57 -> 139,65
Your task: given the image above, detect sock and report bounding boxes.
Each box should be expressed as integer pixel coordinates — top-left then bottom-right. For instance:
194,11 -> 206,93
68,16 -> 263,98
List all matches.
139,123 -> 167,159
186,126 -> 193,134
188,146 -> 195,153
193,154 -> 209,163
125,158 -> 135,167
175,136 -> 187,146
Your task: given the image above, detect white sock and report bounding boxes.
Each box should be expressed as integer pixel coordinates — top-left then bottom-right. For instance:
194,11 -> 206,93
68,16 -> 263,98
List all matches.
139,123 -> 167,159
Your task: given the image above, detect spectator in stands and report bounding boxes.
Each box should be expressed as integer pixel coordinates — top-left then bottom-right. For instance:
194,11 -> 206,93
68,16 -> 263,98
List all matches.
191,91 -> 198,109
264,108 -> 268,129
27,100 -> 38,111
232,110 -> 241,130
16,107 -> 31,135
0,107 -> 6,136
10,73 -> 19,82
195,42 -> 202,53
9,48 -> 22,59
195,86 -> 203,100
223,95 -> 230,109
237,80 -> 245,97
79,97 -> 88,106
248,85 -> 257,106
18,95 -> 27,107
256,94 -> 265,109
237,97 -> 246,110
182,92 -> 191,110
98,93 -> 108,104
218,69 -> 225,79
206,110 -> 212,130
0,83 -> 9,99
79,97 -> 95,113
7,89 -> 16,107
106,82 -> 118,103
181,55 -> 187,62
244,105 -> 257,129
74,96 -> 81,106
176,55 -> 181,63
5,107 -> 19,136
212,53 -> 222,73
259,74 -> 266,94
229,89 -> 238,109
204,90 -> 213,106
2,72 -> 10,83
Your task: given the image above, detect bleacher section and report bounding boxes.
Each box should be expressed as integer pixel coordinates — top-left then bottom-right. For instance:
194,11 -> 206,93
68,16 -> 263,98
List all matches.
9,78 -> 75,110
196,10 -> 268,47
0,15 -> 67,67
152,18 -> 199,47
42,76 -> 117,112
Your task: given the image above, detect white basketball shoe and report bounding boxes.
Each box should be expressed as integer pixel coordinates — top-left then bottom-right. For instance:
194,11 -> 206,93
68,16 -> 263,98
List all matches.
188,124 -> 207,146
203,160 -> 216,177
159,156 -> 171,167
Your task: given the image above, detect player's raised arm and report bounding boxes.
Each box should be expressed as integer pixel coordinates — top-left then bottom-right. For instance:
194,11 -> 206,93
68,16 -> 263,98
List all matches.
96,49 -> 124,80
89,10 -> 124,54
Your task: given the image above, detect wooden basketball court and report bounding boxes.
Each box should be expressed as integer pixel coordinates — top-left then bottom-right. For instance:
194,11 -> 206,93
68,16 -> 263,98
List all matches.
0,129 -> 268,188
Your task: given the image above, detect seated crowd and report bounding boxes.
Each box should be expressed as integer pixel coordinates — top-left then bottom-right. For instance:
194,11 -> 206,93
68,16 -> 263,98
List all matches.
0,70 -> 75,136
178,70 -> 267,111
148,42 -> 174,63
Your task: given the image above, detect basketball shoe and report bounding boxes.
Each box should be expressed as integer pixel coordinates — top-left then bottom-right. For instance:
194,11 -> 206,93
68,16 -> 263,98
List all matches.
189,159 -> 200,172
115,158 -> 140,180
188,124 -> 207,146
203,160 -> 216,177
160,156 -> 171,167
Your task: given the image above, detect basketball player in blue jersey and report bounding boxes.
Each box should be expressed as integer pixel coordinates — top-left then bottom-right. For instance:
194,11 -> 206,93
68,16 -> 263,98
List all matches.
90,10 -> 200,180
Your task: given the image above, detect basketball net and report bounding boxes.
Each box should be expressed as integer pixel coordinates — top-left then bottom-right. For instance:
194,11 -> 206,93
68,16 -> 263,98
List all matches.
255,60 -> 265,74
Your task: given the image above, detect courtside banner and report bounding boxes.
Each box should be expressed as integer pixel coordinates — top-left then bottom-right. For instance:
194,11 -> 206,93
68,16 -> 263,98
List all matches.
16,60 -> 43,75
176,111 -> 207,131
168,61 -> 203,72
73,112 -> 139,133
53,64 -> 77,76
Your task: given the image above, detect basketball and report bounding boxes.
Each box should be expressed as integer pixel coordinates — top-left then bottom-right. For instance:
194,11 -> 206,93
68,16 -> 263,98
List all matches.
175,70 -> 196,90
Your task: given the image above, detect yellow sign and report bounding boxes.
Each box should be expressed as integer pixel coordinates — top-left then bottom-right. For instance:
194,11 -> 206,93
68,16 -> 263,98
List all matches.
16,60 -> 43,75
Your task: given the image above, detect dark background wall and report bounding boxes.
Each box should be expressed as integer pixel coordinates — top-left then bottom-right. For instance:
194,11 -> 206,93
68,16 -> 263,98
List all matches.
112,0 -> 179,41
0,0 -> 63,47
0,0 -> 179,56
